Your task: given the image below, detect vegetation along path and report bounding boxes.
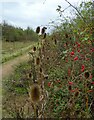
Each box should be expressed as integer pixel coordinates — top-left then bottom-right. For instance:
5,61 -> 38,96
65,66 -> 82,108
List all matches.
2,53 -> 29,80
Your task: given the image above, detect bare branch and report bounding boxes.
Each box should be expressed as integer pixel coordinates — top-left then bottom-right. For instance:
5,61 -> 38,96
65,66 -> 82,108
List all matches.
65,0 -> 86,22
61,5 -> 71,12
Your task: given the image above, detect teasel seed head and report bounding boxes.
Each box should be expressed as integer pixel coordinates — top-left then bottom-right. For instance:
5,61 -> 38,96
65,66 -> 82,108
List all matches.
29,73 -> 32,78
36,57 -> 40,65
36,26 -> 40,34
41,27 -> 45,34
33,46 -> 36,52
29,84 -> 40,103
40,67 -> 42,73
54,39 -> 57,45
47,57 -> 49,60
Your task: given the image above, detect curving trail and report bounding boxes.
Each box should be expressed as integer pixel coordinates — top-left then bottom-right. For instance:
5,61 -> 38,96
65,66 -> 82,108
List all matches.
2,53 -> 29,80
1,53 -> 31,118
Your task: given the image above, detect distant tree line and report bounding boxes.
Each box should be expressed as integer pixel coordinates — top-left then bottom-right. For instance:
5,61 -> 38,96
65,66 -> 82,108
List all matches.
1,20 -> 38,42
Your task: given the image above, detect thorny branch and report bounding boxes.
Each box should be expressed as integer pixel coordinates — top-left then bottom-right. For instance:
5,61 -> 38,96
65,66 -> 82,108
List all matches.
65,0 -> 86,23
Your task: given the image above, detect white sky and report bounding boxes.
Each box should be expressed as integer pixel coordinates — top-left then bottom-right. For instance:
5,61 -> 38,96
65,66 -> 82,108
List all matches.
0,0 -> 91,32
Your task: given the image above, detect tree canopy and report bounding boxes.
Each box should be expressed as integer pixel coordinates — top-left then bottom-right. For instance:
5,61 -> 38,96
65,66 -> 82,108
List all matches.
1,21 -> 38,42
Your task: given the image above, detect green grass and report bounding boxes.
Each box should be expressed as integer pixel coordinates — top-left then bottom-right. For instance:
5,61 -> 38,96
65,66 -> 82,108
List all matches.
2,41 -> 32,52
3,61 -> 30,95
2,41 -> 38,63
2,61 -> 31,118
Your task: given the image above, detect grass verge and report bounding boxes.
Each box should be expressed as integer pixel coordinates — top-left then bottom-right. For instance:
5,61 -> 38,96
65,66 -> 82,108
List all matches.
2,42 -> 38,63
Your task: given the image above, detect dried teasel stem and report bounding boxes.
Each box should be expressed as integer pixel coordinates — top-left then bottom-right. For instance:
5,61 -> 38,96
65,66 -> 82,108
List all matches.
36,57 -> 40,65
30,53 -> 37,83
34,105 -> 39,117
86,95 -> 88,112
43,33 -> 46,39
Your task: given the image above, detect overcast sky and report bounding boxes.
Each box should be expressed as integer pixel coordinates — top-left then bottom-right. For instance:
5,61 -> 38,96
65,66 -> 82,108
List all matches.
0,0 -> 91,32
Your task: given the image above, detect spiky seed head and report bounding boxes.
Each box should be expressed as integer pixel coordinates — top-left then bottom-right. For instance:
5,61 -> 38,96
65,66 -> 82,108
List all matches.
29,84 -> 40,103
33,46 -> 36,52
47,57 -> 49,60
29,73 -> 32,78
36,26 -> 40,34
36,57 -> 40,65
41,27 -> 45,34
40,67 -> 42,73
54,39 -> 57,45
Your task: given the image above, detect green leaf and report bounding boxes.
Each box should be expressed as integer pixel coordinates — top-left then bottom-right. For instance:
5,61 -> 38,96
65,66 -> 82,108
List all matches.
84,37 -> 88,41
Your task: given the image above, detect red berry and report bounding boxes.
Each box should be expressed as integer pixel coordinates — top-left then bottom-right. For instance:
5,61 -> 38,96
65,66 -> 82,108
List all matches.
68,82 -> 73,85
77,50 -> 80,52
91,82 -> 94,84
48,82 -> 51,87
74,56 -> 78,61
81,65 -> 85,72
71,51 -> 74,55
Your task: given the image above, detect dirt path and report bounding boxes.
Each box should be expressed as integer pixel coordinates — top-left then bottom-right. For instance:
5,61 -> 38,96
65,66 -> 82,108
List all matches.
0,53 -> 30,118
1,53 -> 29,80
1,53 -> 32,118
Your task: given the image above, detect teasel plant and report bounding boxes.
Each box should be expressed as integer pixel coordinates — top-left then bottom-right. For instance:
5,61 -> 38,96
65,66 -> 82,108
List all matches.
28,49 -> 39,117
35,50 -> 49,117
27,28 -> 49,118
28,83 -> 41,117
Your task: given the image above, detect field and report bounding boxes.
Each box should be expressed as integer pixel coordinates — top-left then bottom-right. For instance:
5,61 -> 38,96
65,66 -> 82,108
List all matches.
2,41 -> 37,63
